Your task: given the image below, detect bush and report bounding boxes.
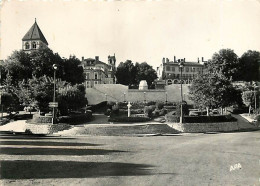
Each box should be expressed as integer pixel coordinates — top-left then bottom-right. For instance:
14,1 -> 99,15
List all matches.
152,109 -> 160,117
58,111 -> 92,124
166,114 -> 237,123
156,102 -> 164,110
88,101 -> 107,112
108,116 -> 151,122
107,101 -> 116,109
159,108 -> 167,116
175,102 -> 189,117
145,101 -> 156,106
131,102 -> 146,109
118,102 -> 128,109
12,114 -> 33,121
110,104 -> 120,116
104,109 -> 111,116
144,106 -> 155,118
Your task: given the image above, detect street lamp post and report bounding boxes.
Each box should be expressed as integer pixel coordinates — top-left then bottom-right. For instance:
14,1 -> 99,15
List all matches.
0,66 -> 3,121
165,92 -> 168,104
144,92 -> 146,103
124,92 -> 126,103
253,83 -> 258,112
179,61 -> 184,124
52,64 -> 58,124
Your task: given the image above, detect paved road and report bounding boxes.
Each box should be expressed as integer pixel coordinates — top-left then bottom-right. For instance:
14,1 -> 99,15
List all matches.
0,130 -> 259,186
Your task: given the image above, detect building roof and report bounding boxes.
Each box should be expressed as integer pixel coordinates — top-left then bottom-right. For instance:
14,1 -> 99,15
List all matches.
22,19 -> 48,45
82,58 -> 109,67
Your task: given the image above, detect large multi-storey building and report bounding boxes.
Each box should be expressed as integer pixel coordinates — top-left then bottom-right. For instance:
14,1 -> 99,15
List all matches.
156,56 -> 206,84
81,55 -> 116,88
22,19 -> 48,53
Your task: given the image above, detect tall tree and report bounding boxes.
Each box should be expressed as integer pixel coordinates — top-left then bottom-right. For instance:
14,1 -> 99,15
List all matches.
135,62 -> 157,87
237,50 -> 260,82
29,45 -> 64,79
189,73 -> 238,115
207,49 -> 239,80
3,50 -> 32,84
63,56 -> 85,85
115,60 -> 137,85
241,91 -> 255,115
58,84 -> 88,115
3,45 -> 85,85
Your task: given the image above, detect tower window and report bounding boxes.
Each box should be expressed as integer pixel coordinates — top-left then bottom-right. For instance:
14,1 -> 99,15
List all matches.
32,42 -> 37,49
25,42 -> 30,49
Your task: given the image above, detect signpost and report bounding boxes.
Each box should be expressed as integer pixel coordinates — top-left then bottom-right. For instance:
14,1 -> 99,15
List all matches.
49,102 -> 58,108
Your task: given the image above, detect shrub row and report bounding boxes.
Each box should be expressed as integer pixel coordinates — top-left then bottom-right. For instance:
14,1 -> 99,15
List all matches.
58,111 -> 92,124
108,116 -> 151,123
166,115 -> 237,123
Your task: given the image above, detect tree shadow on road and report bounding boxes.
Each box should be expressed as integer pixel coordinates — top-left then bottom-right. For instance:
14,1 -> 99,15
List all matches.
1,161 -> 155,179
0,147 -> 124,156
0,141 -> 101,147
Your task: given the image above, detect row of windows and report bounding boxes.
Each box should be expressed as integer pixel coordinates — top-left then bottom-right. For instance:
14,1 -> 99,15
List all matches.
86,80 -> 113,88
86,73 -> 99,79
165,66 -> 203,72
166,73 -> 197,79
86,81 -> 99,88
25,42 -> 37,49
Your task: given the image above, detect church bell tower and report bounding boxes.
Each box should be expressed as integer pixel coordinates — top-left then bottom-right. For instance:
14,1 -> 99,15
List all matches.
22,19 -> 48,53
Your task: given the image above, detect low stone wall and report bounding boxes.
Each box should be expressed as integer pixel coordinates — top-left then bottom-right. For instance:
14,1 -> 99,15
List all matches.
25,123 -> 71,134
31,114 -> 53,124
167,122 -> 239,133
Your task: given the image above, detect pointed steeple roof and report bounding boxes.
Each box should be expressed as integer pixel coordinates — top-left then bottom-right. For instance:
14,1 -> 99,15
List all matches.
22,19 -> 48,45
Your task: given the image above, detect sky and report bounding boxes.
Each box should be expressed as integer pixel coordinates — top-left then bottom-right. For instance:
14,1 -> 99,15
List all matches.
1,0 -> 260,68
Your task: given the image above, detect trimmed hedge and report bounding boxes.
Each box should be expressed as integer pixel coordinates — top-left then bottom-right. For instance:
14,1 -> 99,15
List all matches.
108,116 -> 151,123
166,115 -> 237,123
58,111 -> 92,124
89,101 -> 107,112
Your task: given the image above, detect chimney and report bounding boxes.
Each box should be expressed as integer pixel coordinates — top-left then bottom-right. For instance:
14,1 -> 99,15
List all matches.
202,57 -> 204,62
82,56 -> 84,61
174,56 -> 176,62
184,58 -> 185,62
166,58 -> 169,63
198,57 -> 200,63
95,56 -> 99,62
178,59 -> 180,62
162,58 -> 165,63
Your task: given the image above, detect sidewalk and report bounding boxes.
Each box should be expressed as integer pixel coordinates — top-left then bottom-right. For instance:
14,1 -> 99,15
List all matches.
232,114 -> 259,130
0,120 -> 27,133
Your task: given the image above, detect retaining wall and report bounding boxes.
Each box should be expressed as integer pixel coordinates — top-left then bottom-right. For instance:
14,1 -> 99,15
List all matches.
25,123 -> 71,134
167,122 -> 239,133
86,84 -> 192,105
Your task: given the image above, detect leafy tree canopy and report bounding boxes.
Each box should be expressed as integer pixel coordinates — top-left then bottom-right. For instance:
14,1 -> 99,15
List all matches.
2,45 -> 84,85
115,60 -> 137,86
207,49 -> 239,80
115,60 -> 157,87
189,73 -> 238,111
62,56 -> 85,85
135,62 -> 158,88
237,50 -> 260,82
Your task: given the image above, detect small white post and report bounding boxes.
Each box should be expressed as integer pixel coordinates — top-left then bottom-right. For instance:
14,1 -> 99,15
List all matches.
127,101 -> 132,117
